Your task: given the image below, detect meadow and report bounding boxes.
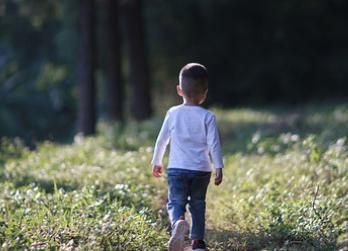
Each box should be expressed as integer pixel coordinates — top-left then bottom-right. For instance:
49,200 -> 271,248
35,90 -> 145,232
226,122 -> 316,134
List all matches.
0,102 -> 348,250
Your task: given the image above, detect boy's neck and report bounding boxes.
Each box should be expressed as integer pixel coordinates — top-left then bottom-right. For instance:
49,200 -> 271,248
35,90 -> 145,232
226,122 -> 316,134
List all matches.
182,98 -> 200,106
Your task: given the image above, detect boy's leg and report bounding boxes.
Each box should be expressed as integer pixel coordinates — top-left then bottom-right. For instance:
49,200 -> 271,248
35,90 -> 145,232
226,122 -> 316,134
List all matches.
188,171 -> 211,240
167,168 -> 189,226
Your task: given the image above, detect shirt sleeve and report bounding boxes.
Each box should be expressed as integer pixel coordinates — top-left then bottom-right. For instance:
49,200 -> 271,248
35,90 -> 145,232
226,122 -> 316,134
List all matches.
206,114 -> 224,169
151,111 -> 171,166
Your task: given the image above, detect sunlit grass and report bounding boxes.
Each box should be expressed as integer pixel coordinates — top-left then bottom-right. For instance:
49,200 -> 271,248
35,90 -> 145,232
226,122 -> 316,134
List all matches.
206,137 -> 348,250
1,102 -> 348,250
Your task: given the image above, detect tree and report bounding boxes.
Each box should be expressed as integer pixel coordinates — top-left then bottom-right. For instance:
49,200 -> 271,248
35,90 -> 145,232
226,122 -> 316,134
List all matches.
122,0 -> 152,120
78,0 -> 96,135
102,0 -> 123,121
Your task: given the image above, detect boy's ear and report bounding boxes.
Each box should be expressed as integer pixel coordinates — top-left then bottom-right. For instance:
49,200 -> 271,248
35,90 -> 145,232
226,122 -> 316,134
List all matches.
199,89 -> 209,104
202,88 -> 208,99
176,85 -> 184,97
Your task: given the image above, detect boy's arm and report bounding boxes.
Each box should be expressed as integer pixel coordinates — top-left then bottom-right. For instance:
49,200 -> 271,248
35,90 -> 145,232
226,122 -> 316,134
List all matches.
207,114 -> 224,185
151,112 -> 171,176
207,114 -> 224,168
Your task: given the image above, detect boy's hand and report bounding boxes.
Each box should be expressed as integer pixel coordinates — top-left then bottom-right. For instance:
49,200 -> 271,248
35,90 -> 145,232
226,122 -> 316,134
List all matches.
152,165 -> 163,177
215,168 -> 223,185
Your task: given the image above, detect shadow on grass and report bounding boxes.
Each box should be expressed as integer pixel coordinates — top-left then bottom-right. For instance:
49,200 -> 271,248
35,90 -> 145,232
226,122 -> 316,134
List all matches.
219,103 -> 348,154
205,228 -> 333,251
0,173 -> 79,193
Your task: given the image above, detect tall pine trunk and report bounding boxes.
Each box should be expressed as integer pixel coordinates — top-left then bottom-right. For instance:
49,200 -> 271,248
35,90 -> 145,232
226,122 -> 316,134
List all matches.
103,0 -> 123,121
122,0 -> 152,120
78,0 -> 96,135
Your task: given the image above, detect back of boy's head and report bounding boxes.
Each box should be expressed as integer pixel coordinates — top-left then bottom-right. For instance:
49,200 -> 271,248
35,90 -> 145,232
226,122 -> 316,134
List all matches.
179,63 -> 208,98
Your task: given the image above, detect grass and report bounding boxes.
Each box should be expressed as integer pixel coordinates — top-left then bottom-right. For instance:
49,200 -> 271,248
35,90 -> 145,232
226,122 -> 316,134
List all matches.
1,102 -> 348,250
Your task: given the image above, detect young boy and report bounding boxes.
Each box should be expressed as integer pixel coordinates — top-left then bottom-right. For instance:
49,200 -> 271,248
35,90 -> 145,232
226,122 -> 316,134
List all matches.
151,63 -> 224,251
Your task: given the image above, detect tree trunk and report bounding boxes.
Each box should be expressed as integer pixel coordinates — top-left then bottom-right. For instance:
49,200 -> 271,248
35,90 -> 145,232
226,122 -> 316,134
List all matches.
78,0 -> 96,135
122,0 -> 152,120
103,0 -> 123,121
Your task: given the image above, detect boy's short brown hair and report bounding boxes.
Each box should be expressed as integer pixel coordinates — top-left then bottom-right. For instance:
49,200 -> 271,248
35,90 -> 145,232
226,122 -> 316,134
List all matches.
179,63 -> 208,98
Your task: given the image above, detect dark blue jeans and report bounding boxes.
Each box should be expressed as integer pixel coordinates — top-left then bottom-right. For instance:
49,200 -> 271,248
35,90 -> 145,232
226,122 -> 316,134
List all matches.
167,168 -> 211,240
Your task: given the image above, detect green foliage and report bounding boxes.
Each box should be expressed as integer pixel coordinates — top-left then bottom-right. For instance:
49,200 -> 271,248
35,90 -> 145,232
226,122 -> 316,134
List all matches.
0,0 -> 77,142
0,136 -> 168,250
96,119 -> 163,150
1,104 -> 348,250
205,112 -> 348,250
0,137 -> 29,166
0,183 -> 167,250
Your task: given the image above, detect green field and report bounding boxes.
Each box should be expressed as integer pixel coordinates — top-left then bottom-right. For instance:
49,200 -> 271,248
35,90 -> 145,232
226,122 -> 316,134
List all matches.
1,103 -> 348,250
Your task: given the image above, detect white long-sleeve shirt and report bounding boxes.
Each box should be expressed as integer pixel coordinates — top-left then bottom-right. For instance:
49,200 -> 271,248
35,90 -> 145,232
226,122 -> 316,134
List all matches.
151,104 -> 224,172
